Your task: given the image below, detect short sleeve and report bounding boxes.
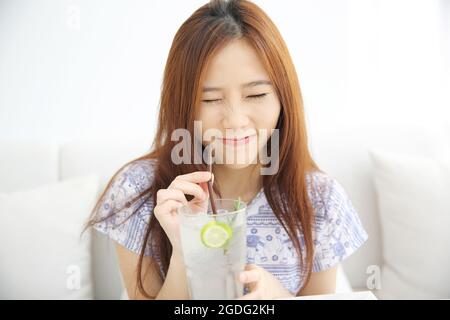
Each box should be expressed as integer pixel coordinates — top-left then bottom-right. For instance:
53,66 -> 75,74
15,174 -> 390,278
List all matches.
308,173 -> 369,272
92,159 -> 157,256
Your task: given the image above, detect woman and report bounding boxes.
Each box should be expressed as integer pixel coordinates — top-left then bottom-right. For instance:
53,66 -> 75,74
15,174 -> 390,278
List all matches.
86,0 -> 368,299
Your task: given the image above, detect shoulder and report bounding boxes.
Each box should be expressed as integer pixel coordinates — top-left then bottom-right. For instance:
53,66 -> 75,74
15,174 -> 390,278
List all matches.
94,158 -> 158,221
92,158 -> 159,256
305,170 -> 365,233
306,170 -> 346,211
111,158 -> 158,194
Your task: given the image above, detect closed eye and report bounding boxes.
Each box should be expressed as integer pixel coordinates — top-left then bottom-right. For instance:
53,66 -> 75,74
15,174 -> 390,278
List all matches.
202,93 -> 268,104
202,98 -> 222,104
246,93 -> 268,100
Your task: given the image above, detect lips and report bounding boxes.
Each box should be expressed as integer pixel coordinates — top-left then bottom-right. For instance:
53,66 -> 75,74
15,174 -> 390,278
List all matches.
219,135 -> 256,146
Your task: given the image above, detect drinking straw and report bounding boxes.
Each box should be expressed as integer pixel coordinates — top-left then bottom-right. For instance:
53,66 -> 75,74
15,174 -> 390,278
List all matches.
206,145 -> 218,216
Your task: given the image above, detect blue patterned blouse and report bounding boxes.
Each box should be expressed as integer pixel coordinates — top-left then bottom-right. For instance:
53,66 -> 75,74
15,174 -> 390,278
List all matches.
93,159 -> 368,295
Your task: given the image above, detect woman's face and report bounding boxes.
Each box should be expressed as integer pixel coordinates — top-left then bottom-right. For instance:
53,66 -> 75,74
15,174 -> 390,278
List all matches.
197,39 -> 281,169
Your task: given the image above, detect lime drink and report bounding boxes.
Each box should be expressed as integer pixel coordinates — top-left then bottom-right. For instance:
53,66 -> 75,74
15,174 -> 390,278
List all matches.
178,198 -> 247,300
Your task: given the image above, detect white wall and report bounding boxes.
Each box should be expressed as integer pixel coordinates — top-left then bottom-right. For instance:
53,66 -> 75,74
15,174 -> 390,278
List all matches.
1,0 -> 448,145
0,0 -> 204,143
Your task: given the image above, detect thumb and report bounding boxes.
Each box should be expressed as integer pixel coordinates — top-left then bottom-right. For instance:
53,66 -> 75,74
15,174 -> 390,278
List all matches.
245,264 -> 259,271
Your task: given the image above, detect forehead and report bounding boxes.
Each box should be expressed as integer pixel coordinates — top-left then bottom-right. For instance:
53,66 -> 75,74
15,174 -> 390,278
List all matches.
202,38 -> 270,87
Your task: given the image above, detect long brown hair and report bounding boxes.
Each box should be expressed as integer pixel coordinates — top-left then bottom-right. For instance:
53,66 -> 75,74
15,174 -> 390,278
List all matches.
85,0 -> 321,298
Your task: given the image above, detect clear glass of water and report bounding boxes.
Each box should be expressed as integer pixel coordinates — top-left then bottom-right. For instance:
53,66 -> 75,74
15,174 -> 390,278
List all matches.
178,198 -> 247,300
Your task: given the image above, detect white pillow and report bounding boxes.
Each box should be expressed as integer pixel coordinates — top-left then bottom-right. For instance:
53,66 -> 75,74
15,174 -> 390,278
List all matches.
0,175 -> 99,299
369,150 -> 450,299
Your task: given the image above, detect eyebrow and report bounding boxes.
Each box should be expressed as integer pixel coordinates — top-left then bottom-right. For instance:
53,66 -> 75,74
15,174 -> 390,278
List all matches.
202,80 -> 272,92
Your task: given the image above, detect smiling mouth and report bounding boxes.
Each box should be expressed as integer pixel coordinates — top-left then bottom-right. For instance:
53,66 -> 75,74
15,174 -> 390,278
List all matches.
219,135 -> 256,146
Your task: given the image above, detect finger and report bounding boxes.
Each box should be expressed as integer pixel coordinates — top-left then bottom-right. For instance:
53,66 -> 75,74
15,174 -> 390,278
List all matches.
169,179 -> 207,201
155,199 -> 184,216
245,264 -> 259,271
156,189 -> 188,205
198,172 -> 215,197
239,269 -> 261,284
198,181 -> 209,197
175,171 -> 212,183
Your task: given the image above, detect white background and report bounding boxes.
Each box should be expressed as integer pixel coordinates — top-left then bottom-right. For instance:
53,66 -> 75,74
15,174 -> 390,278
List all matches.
0,0 -> 449,144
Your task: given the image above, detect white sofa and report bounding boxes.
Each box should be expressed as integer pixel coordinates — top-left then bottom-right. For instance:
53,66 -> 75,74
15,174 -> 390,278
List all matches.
1,122 -> 448,299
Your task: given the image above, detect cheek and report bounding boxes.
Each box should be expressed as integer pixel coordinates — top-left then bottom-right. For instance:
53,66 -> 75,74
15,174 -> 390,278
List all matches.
251,99 -> 280,145
197,106 -> 216,129
254,99 -> 281,130
196,107 -> 221,144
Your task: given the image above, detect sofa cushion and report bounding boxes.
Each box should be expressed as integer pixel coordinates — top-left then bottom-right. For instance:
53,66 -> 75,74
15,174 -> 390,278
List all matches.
370,149 -> 450,299
0,175 -> 99,299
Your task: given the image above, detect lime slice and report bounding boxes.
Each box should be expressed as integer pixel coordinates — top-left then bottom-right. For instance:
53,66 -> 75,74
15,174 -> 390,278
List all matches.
200,221 -> 233,248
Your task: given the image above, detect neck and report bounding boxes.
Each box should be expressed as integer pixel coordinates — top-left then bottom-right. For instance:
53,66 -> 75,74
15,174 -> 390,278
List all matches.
212,164 -> 263,203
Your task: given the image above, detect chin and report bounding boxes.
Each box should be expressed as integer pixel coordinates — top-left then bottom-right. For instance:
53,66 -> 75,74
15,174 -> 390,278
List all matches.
223,163 -> 251,170
220,158 -> 259,170
213,143 -> 260,169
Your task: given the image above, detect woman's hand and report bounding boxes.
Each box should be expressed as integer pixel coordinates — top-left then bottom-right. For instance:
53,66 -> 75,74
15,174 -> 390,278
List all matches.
154,171 -> 212,256
238,264 -> 294,300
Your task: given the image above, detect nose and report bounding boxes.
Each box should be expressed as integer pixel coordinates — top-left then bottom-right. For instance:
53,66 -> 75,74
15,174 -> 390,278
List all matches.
222,100 -> 249,131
